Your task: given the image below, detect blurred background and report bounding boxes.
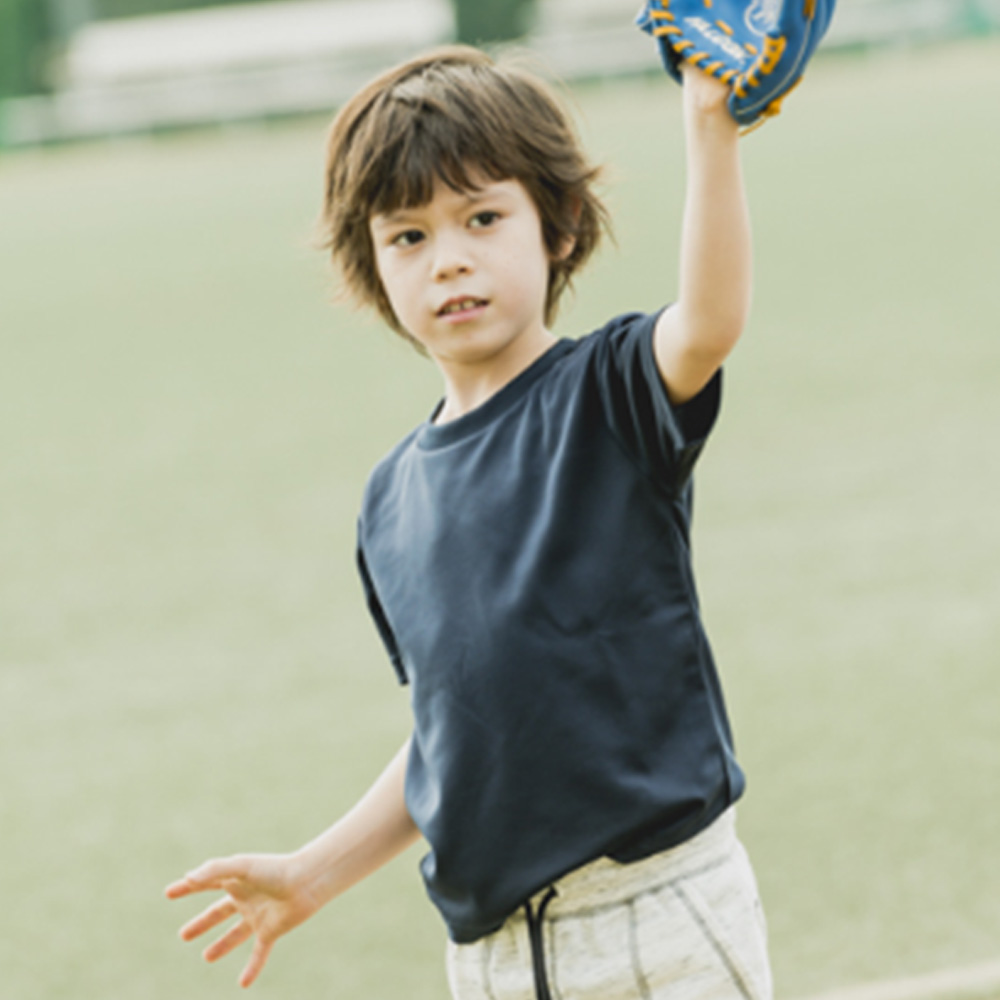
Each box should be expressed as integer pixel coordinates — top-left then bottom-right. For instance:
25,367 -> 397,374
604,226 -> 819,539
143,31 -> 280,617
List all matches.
1,2 -> 999,1000
3,0 -> 1000,145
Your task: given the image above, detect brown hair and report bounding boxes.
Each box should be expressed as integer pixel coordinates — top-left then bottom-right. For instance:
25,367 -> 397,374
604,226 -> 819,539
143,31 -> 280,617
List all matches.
319,45 -> 610,343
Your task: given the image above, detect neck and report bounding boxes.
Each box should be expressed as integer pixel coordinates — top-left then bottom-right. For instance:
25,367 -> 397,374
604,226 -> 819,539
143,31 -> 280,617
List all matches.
434,328 -> 557,424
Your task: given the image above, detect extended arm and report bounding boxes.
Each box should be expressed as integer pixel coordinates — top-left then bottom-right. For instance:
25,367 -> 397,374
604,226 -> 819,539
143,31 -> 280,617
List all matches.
654,64 -> 752,404
165,736 -> 418,988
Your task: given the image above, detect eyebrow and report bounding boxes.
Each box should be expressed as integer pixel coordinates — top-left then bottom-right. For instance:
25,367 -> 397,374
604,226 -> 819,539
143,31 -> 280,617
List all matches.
372,186 -> 509,227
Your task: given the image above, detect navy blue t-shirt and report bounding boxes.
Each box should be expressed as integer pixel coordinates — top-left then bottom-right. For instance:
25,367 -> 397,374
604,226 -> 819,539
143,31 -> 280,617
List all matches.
357,310 -> 745,943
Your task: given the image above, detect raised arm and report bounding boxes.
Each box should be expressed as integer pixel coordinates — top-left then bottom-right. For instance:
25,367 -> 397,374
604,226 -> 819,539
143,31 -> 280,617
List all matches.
165,736 -> 419,988
654,64 -> 752,405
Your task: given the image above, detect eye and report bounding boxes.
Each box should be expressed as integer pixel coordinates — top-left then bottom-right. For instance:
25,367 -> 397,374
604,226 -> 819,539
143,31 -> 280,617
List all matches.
469,210 -> 500,229
390,229 -> 424,248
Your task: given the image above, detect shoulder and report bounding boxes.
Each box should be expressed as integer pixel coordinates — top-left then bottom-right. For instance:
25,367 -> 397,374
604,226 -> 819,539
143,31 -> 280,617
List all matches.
543,310 -> 664,394
572,309 -> 661,356
571,306 -> 723,489
359,424 -> 422,528
561,307 -> 673,400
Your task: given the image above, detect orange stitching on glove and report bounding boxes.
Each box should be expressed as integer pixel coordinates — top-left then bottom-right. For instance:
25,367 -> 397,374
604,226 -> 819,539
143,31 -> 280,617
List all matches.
803,0 -> 816,17
745,42 -> 759,55
741,94 -> 785,136
654,24 -> 683,36
737,77 -> 803,137
704,60 -> 724,73
736,35 -> 786,95
687,51 -> 711,65
673,38 -> 696,52
715,19 -> 734,35
758,35 -> 787,75
771,75 -> 802,105
719,69 -> 738,84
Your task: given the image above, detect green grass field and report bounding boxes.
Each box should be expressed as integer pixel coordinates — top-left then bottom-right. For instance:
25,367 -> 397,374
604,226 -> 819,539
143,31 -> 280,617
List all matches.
1,37 -> 998,1000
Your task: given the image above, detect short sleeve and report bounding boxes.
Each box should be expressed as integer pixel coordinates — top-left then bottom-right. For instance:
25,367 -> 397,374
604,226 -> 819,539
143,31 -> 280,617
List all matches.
356,536 -> 408,685
591,310 -> 722,494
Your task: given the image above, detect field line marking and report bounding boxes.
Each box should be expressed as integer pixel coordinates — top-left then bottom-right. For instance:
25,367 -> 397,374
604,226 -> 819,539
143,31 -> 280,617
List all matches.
797,959 -> 1000,1000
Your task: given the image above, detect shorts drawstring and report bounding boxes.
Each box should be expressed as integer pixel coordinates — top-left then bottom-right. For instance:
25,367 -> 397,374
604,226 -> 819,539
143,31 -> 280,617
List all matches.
445,810 -> 771,1000
523,886 -> 558,1000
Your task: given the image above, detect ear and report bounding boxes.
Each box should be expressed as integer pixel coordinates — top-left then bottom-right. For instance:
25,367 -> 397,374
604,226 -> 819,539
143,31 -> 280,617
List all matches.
552,197 -> 583,262
554,233 -> 577,262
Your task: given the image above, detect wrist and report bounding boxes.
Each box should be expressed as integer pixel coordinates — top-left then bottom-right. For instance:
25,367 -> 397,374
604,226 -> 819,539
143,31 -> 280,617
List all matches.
681,65 -> 737,131
684,94 -> 741,156
288,840 -> 345,909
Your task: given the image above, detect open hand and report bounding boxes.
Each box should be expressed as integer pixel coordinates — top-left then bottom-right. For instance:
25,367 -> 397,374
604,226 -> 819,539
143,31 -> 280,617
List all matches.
165,853 -> 318,988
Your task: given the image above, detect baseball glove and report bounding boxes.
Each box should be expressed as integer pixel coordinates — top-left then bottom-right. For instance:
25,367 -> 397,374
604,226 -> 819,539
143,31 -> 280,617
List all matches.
636,0 -> 837,130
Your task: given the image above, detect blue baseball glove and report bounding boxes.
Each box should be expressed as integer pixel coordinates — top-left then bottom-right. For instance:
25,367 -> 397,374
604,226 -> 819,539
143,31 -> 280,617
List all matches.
636,0 -> 837,129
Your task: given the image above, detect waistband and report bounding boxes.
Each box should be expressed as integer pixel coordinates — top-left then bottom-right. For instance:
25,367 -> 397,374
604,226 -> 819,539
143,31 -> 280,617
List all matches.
526,807 -> 738,919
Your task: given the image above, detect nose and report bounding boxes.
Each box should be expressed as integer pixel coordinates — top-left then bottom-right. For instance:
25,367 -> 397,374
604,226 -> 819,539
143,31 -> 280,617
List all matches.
431,231 -> 473,282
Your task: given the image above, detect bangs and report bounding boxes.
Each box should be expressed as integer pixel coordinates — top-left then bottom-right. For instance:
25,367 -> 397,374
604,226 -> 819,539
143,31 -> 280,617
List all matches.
364,120 -> 506,217
353,64 -> 541,217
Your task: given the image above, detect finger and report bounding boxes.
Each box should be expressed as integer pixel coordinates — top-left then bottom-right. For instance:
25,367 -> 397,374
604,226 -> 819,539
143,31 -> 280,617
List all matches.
165,875 -> 211,900
165,878 -> 194,899
179,897 -> 239,941
166,857 -> 244,898
239,938 -> 273,989
203,919 -> 253,964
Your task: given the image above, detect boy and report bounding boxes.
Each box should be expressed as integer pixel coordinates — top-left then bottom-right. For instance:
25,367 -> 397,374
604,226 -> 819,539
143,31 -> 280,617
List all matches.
166,44 -> 770,1000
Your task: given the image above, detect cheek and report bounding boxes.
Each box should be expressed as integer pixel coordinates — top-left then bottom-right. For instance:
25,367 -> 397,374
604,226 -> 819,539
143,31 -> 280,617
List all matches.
494,225 -> 548,293
521,238 -> 553,305
374,257 -> 408,310
375,260 -> 425,337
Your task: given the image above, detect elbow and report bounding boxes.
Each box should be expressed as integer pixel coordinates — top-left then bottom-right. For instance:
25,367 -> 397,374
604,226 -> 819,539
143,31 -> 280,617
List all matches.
680,304 -> 749,366
705,314 -> 747,358
677,276 -> 751,350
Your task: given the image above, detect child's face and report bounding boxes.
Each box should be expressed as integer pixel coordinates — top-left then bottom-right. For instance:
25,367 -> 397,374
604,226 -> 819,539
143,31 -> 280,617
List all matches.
369,174 -> 556,373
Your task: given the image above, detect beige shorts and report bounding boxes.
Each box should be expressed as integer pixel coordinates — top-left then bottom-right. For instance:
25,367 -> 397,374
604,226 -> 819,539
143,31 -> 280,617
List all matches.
446,809 -> 772,1000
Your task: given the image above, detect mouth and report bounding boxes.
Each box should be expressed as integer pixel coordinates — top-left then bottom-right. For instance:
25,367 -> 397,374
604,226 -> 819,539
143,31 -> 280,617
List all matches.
436,296 -> 489,318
